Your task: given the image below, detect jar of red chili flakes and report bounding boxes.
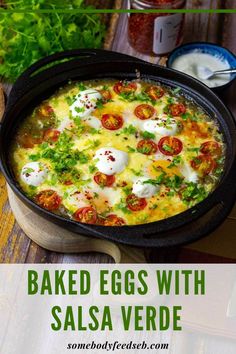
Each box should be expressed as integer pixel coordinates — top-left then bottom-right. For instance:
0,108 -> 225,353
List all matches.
128,0 -> 186,55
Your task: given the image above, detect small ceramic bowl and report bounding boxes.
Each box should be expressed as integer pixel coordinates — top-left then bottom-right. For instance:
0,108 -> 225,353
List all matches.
167,42 -> 236,93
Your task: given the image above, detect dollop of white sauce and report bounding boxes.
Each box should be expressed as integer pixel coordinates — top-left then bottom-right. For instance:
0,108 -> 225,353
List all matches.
67,191 -> 89,209
21,162 -> 48,186
58,117 -> 74,132
94,148 -> 128,176
84,115 -> 101,130
132,177 -> 160,198
180,162 -> 198,183
70,89 -> 102,118
143,118 -> 178,136
171,52 -> 230,88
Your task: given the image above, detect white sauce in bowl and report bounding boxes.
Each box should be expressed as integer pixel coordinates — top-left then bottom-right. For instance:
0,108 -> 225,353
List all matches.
171,52 -> 231,88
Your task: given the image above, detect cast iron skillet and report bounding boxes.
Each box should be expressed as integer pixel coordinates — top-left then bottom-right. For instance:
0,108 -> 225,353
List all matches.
1,49 -> 236,248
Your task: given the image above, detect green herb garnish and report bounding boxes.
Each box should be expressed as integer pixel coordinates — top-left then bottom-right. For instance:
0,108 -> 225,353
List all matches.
0,1 -> 105,82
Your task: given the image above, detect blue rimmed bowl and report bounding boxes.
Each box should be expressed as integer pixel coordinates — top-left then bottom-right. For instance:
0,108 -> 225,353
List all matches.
167,42 -> 236,93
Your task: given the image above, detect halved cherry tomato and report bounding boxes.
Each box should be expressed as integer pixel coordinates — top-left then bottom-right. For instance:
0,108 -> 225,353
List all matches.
43,129 -> 60,143
16,132 -> 43,148
134,104 -> 155,120
167,103 -> 186,116
158,136 -> 183,156
36,104 -> 54,118
200,141 -> 222,157
73,207 -> 97,224
137,139 -> 158,155
126,194 -> 147,212
113,81 -> 137,95
94,172 -> 115,187
191,155 -> 217,176
102,214 -> 126,226
63,180 -> 73,186
101,114 -> 123,130
35,190 -> 62,211
100,89 -> 112,101
145,85 -> 165,100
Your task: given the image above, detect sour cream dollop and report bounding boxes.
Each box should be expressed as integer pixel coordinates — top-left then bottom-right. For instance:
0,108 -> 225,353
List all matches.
171,52 -> 231,88
70,89 -> 102,118
132,177 -> 160,198
21,162 -> 48,186
94,148 -> 128,176
180,163 -> 198,183
143,118 -> 178,136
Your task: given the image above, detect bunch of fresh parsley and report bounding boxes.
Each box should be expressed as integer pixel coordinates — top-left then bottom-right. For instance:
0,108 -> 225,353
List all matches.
0,0 -> 105,81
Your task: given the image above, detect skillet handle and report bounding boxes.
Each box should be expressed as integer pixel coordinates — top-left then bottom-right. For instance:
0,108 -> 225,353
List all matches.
6,49 -> 143,112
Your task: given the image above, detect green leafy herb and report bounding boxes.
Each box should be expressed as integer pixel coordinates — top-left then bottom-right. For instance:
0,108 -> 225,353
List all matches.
38,131 -> 89,173
127,146 -> 136,153
88,165 -> 97,173
141,131 -> 155,140
29,154 -> 40,161
121,125 -> 137,136
143,173 -> 166,186
0,1 -> 105,81
168,156 -> 182,168
181,182 -> 207,204
187,147 -> 200,153
115,199 -> 131,214
130,168 -> 143,177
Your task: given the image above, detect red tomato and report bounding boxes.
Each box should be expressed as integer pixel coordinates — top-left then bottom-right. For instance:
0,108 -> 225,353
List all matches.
35,190 -> 62,211
101,114 -> 123,130
17,132 -> 43,148
134,104 -> 155,120
145,85 -> 165,100
73,207 -> 97,224
102,214 -> 126,226
158,136 -> 183,156
126,194 -> 147,212
137,139 -> 158,155
100,89 -> 112,101
94,172 -> 115,187
113,81 -> 137,94
191,155 -> 217,176
167,103 -> 186,116
43,129 -> 60,143
63,180 -> 73,186
200,141 -> 222,157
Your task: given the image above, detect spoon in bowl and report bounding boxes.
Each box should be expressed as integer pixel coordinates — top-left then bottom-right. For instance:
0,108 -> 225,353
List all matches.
197,66 -> 236,80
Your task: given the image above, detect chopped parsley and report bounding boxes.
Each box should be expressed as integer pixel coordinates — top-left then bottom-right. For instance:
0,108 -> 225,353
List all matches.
88,165 -> 98,173
115,199 -> 131,214
187,147 -> 200,153
141,131 -> 155,140
127,146 -> 136,153
130,168 -> 143,177
181,182 -> 207,204
121,125 -> 137,135
39,132 -> 89,173
168,156 -> 182,168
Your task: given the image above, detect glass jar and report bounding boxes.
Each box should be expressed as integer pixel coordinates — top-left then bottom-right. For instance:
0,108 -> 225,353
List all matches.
128,0 -> 186,55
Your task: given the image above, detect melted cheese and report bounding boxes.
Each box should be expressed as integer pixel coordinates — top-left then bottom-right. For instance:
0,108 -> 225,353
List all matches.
11,79 -> 225,226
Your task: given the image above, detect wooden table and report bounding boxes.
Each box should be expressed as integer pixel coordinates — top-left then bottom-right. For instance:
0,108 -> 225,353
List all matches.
1,1 -> 236,263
